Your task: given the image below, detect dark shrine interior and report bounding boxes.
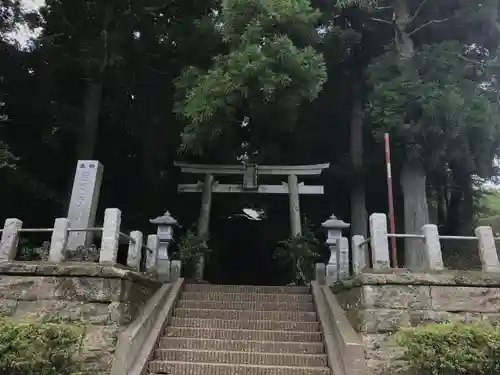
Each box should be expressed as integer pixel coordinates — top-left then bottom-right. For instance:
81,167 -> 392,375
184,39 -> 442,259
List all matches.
205,196 -> 292,286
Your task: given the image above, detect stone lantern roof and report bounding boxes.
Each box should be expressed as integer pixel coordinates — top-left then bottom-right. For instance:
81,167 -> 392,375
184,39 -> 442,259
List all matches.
149,211 -> 178,226
321,214 -> 350,229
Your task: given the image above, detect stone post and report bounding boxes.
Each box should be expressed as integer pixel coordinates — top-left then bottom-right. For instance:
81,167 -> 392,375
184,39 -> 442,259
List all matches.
352,235 -> 366,275
0,219 -> 22,261
145,234 -> 159,275
126,231 -> 143,272
369,213 -> 390,269
422,224 -> 444,271
322,214 -> 350,285
315,263 -> 326,285
170,260 -> 182,281
475,226 -> 500,272
337,237 -> 350,280
49,218 -> 70,263
150,211 -> 178,282
99,208 -> 122,265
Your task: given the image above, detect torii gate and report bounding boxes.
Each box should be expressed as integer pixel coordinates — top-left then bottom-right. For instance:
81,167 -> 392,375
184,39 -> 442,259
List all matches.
175,162 -> 329,278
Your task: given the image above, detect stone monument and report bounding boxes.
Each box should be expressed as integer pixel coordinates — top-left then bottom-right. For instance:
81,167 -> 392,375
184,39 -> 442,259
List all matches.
67,160 -> 104,250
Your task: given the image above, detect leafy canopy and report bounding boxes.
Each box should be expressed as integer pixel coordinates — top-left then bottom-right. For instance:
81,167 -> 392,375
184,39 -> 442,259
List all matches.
175,0 -> 327,155
366,41 -> 500,173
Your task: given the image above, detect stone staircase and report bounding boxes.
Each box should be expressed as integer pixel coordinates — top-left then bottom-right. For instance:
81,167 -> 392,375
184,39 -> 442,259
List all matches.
148,284 -> 332,375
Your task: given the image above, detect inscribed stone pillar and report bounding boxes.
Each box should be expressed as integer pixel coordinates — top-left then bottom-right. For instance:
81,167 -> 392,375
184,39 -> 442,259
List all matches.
476,226 -> 500,272
352,235 -> 366,275
49,218 -> 70,263
126,231 -> 143,271
67,160 -> 103,250
337,237 -> 350,280
0,219 -> 22,261
422,224 -> 444,271
369,213 -> 390,269
99,208 -> 121,265
196,173 -> 213,280
287,174 -> 302,237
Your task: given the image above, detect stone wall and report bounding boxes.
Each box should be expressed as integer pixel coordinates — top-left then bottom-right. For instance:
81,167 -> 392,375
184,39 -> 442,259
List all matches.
0,261 -> 161,374
333,270 -> 500,375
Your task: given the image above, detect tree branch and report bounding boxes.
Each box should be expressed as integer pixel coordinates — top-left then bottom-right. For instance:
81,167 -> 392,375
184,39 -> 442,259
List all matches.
99,5 -> 112,74
408,18 -> 449,36
369,17 -> 392,24
375,5 -> 393,11
409,0 -> 430,24
456,54 -> 486,66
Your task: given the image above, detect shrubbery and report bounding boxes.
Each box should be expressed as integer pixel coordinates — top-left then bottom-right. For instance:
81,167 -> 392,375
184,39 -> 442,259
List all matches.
0,317 -> 83,375
396,322 -> 500,375
174,229 -> 211,279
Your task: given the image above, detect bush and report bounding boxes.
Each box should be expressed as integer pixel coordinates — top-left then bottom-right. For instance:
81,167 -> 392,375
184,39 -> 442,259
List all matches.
273,219 -> 321,285
0,317 -> 83,375
174,229 -> 211,279
396,322 -> 500,375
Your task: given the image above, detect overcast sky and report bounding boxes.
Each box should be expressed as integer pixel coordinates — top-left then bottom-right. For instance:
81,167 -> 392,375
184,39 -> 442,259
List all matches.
8,0 -> 44,45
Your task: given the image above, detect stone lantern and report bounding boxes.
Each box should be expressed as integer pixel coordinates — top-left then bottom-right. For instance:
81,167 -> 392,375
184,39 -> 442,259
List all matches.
150,211 -> 178,281
321,214 -> 350,283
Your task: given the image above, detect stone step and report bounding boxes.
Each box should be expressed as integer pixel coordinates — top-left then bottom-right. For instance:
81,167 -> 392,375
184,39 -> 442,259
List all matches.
155,349 -> 328,367
177,300 -> 315,312
181,292 -> 313,303
165,327 -> 322,342
173,308 -> 317,322
149,361 -> 331,375
170,317 -> 320,332
159,337 -> 325,354
184,284 -> 310,295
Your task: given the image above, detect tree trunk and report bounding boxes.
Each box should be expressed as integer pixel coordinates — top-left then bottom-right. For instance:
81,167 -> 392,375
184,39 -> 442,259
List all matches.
350,95 -> 367,237
64,80 -> 103,215
394,0 -> 414,60
446,161 -> 474,235
401,160 -> 429,269
394,0 -> 430,268
427,188 -> 439,225
77,80 -> 103,160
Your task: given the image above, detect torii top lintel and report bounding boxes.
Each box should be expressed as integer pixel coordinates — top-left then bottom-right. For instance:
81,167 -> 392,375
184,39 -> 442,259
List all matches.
174,162 -> 330,177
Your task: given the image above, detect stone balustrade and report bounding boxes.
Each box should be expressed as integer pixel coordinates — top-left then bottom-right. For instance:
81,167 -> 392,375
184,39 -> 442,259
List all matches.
317,212 -> 500,286
0,208 -> 181,282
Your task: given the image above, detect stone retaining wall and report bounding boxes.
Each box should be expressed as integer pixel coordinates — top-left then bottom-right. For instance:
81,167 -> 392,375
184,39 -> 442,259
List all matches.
333,270 -> 500,375
0,261 -> 161,374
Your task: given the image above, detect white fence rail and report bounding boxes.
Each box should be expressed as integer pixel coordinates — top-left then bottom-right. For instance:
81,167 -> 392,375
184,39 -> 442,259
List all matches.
0,208 -> 181,282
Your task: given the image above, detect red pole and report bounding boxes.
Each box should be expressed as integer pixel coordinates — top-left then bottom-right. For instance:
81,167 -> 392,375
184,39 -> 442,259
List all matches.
384,133 -> 398,268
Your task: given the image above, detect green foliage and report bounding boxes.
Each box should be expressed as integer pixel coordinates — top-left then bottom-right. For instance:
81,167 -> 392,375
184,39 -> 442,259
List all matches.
396,322 -> 500,375
17,240 -> 50,261
0,317 -> 83,375
175,229 -> 211,278
175,0 -> 327,154
366,41 -> 500,173
0,141 -> 16,169
477,189 -> 500,219
273,220 -> 321,285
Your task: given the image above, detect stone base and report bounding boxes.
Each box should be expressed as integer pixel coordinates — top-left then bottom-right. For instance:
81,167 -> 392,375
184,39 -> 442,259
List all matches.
333,270 -> 500,375
0,261 -> 161,374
